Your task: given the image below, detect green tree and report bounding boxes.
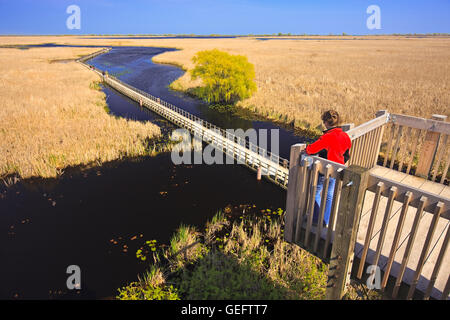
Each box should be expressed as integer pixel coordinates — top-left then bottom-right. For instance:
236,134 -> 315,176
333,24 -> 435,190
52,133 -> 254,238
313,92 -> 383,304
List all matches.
190,49 -> 257,105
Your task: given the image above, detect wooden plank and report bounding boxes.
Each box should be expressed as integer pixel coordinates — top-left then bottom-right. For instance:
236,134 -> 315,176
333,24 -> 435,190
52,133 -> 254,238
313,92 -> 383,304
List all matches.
391,113 -> 450,135
283,144 -> 305,242
350,138 -> 360,167
353,136 -> 363,167
416,115 -> 447,178
314,165 -> 332,254
305,155 -> 346,177
381,191 -> 412,289
440,152 -> 450,184
399,174 -> 426,189
431,134 -> 448,182
370,128 -> 380,168
400,211 -> 449,299
407,202 -> 444,299
385,170 -> 409,183
361,192 -> 404,264
373,125 -> 386,167
379,202 -> 449,298
356,190 -> 377,250
347,113 -> 389,140
390,126 -> 403,169
373,187 -> 398,268
326,165 -> 370,299
304,160 -> 321,247
294,157 -> 312,243
392,196 -> 427,299
341,123 -> 354,132
424,222 -> 450,299
398,127 -> 413,173
420,180 -> 446,197
442,275 -> 450,300
383,124 -> 397,167
440,186 -> 450,199
368,127 -> 379,167
367,173 -> 450,220
357,136 -> 366,167
357,182 -> 384,279
356,136 -> 366,167
371,165 -> 391,177
323,168 -> 344,259
361,133 -> 369,168
363,131 -> 374,168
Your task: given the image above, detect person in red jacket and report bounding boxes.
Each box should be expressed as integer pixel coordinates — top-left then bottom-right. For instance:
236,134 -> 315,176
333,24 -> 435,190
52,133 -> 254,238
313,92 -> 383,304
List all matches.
305,110 -> 351,226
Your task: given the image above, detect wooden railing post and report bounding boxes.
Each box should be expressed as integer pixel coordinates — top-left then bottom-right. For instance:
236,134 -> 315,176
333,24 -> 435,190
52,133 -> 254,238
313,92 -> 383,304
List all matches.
373,110 -> 388,167
416,114 -> 447,178
341,123 -> 354,132
326,165 -> 369,300
284,144 -> 307,243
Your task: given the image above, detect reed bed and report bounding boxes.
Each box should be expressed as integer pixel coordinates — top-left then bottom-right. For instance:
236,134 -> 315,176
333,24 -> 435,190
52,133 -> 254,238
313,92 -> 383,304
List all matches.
150,37 -> 450,132
2,36 -> 449,135
0,46 -> 160,179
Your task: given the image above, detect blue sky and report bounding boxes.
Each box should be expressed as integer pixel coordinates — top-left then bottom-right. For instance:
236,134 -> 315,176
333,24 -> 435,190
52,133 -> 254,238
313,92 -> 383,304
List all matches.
0,0 -> 449,35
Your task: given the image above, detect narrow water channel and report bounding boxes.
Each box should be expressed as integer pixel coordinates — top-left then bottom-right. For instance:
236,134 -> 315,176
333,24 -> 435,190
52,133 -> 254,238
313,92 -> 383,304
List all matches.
88,46 -> 310,159
0,45 -> 309,299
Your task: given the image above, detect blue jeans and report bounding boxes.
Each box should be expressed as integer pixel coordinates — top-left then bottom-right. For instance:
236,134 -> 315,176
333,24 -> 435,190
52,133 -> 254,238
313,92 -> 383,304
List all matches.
313,174 -> 336,227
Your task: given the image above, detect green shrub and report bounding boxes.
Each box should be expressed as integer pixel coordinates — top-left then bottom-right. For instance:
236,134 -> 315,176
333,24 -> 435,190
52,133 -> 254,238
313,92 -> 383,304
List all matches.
117,207 -> 328,300
190,49 -> 257,105
117,282 -> 180,300
168,224 -> 208,269
178,250 -> 289,300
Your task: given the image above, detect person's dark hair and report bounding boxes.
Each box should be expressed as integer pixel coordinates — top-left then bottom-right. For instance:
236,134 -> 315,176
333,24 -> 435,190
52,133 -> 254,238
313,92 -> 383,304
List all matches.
321,110 -> 340,127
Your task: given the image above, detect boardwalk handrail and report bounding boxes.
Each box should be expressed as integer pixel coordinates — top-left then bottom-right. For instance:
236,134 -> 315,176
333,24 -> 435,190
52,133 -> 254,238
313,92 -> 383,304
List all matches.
382,113 -> 449,184
285,142 -> 449,300
367,173 -> 450,219
345,110 -> 389,169
391,113 -> 450,135
339,110 -> 449,185
77,49 -> 290,187
105,75 -> 289,168
76,47 -> 112,63
357,171 -> 449,299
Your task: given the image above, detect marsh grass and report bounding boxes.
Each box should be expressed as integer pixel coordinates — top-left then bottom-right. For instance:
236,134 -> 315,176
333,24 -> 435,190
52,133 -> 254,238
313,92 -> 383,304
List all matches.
0,46 -> 161,179
3,36 -> 447,136
117,206 -> 330,300
149,37 -> 450,132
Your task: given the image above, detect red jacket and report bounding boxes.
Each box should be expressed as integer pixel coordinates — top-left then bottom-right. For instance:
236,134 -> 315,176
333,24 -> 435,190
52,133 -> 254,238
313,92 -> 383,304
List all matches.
305,127 -> 351,164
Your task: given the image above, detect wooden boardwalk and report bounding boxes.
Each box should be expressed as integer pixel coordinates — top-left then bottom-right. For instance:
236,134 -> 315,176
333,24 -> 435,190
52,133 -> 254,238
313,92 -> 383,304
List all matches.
77,50 -> 291,188
356,166 -> 449,299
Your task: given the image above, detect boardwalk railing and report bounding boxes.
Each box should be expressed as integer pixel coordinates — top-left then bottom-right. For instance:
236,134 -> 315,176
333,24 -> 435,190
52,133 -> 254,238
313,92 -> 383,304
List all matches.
346,110 -> 389,169
381,113 -> 450,184
285,142 -> 449,300
77,49 -> 290,188
77,47 -> 112,63
339,111 -> 449,185
358,172 -> 449,300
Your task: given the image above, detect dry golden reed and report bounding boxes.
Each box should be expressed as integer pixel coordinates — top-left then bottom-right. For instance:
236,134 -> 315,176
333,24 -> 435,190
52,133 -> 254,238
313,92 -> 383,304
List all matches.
149,37 -> 450,131
0,46 -> 160,179
1,35 -> 449,142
